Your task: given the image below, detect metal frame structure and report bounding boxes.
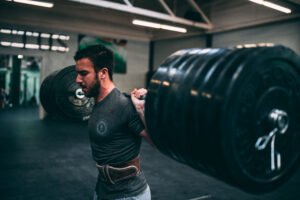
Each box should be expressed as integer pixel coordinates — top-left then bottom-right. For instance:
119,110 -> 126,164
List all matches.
70,0 -> 213,30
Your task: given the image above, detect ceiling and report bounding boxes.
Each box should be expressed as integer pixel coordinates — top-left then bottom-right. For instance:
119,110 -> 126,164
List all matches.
0,0 -> 299,41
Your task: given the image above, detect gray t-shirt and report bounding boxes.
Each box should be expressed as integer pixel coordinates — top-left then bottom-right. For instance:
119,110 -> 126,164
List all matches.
88,88 -> 147,199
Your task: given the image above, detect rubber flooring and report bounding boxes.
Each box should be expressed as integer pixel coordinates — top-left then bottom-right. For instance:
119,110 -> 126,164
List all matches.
0,107 -> 299,200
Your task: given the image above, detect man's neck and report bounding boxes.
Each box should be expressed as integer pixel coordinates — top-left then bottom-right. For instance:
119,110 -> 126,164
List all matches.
96,82 -> 115,103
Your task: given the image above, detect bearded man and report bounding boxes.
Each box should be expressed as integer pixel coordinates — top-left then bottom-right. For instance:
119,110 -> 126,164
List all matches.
74,44 -> 152,200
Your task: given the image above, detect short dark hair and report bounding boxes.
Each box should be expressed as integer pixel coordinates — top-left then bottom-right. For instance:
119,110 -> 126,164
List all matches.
74,44 -> 114,81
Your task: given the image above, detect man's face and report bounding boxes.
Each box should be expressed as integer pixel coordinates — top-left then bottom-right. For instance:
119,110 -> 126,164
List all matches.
75,58 -> 100,97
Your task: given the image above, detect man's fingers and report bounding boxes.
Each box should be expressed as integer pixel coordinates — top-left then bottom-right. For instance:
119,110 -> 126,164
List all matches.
131,88 -> 147,98
131,88 -> 137,95
137,88 -> 147,96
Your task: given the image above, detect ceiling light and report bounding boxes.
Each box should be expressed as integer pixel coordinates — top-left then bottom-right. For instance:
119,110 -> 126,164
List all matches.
132,19 -> 187,33
11,42 -> 24,48
26,32 -> 33,36
0,29 -> 11,34
41,45 -> 50,50
51,46 -> 58,51
18,31 -> 24,35
58,47 -> 67,52
160,25 -> 187,33
8,0 -> 54,8
59,35 -> 70,40
52,34 -> 59,39
41,33 -> 51,38
0,41 -> 12,46
249,0 -> 291,14
25,44 -> 39,49
133,20 -> 161,29
32,32 -> 39,37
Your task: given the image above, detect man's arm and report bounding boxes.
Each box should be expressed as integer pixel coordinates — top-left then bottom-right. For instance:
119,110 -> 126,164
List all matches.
131,88 -> 155,147
140,129 -> 155,147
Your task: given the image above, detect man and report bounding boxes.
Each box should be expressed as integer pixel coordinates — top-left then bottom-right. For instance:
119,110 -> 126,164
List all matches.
74,44 -> 152,200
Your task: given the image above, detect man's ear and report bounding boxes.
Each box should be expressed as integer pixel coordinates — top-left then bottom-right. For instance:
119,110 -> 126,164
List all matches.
98,68 -> 108,79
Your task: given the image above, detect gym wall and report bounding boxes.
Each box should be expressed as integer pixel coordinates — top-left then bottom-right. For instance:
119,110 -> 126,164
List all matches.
213,19 -> 300,54
153,36 -> 206,71
0,24 -> 149,118
113,40 -> 149,93
152,19 -> 300,70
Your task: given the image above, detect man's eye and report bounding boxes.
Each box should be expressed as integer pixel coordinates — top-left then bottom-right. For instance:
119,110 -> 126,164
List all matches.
80,72 -> 88,76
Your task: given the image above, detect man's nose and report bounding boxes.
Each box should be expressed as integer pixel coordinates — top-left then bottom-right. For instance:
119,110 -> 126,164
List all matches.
76,74 -> 82,84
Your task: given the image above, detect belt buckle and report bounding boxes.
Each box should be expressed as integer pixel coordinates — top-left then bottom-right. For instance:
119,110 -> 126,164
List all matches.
97,165 -> 115,184
104,165 -> 116,184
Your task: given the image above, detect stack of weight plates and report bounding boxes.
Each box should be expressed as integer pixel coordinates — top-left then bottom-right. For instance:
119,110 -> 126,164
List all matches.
40,65 -> 94,121
145,45 -> 300,193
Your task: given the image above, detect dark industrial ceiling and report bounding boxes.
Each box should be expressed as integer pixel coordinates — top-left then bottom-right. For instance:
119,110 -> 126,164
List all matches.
0,0 -> 299,41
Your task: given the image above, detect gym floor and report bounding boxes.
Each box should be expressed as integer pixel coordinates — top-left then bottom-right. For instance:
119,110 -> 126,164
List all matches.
0,107 -> 299,200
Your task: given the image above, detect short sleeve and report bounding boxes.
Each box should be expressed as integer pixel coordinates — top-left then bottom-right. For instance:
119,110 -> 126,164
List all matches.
127,103 -> 145,136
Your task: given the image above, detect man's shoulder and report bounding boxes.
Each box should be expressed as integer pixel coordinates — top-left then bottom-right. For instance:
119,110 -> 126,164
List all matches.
119,92 -> 133,107
121,92 -> 131,100
110,88 -> 131,107
108,91 -> 135,119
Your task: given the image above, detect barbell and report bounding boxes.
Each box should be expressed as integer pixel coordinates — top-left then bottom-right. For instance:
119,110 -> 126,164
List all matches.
145,45 -> 300,193
39,45 -> 299,193
40,65 -> 94,121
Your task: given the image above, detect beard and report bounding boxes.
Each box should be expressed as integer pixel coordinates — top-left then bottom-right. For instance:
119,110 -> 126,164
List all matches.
84,78 -> 100,98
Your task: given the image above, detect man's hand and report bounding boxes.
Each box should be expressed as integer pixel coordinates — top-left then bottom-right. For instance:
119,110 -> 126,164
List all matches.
131,88 -> 147,117
131,88 -> 155,147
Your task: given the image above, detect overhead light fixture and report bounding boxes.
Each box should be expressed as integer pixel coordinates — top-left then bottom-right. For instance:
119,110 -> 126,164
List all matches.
25,44 -> 39,49
0,41 -> 69,52
249,0 -> 291,14
59,35 -> 70,40
40,33 -> 51,38
52,34 -> 59,39
0,41 -> 11,46
0,29 -> 12,34
1,28 -> 70,41
10,30 -> 24,35
132,19 -> 187,33
6,0 -> 54,8
41,45 -> 50,50
11,42 -> 24,48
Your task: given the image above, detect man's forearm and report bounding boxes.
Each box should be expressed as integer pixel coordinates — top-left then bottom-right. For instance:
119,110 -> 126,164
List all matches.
140,129 -> 155,147
131,88 -> 155,147
136,107 -> 146,128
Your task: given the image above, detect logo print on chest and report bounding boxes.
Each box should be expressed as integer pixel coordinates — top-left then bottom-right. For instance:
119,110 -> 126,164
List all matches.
97,121 -> 108,136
